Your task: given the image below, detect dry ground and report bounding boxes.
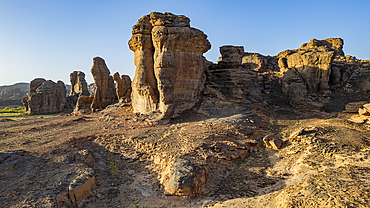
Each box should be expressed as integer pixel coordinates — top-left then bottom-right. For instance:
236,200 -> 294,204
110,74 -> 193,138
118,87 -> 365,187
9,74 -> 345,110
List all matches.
1,100 -> 370,207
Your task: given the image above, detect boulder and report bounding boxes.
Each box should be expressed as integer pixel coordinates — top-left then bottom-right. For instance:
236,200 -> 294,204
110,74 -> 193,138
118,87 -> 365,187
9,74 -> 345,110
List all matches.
74,95 -> 94,114
345,101 -> 367,113
357,103 -> 370,116
113,72 -> 132,100
90,57 -> 118,111
161,159 -> 208,197
217,46 -> 244,68
23,79 -> 66,114
263,135 -> 282,150
129,12 -> 211,119
358,107 -> 370,116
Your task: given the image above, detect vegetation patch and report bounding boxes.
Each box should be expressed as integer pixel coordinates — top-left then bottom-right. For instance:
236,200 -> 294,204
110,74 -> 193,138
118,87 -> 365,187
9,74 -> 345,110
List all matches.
0,107 -> 25,115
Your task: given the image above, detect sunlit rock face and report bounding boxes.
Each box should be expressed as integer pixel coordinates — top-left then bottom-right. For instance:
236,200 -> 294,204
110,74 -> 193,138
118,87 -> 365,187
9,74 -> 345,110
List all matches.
277,38 -> 342,111
129,12 -> 211,119
90,57 -> 118,111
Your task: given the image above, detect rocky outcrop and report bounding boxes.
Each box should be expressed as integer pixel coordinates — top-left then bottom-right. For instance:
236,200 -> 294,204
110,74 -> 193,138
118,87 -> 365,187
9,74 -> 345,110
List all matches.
204,46 -> 263,106
90,57 -> 118,111
276,38 -> 342,111
129,12 -> 211,119
113,72 -> 132,101
205,66 -> 262,105
65,71 -> 90,110
73,95 -> 94,114
217,46 -> 244,68
242,53 -> 268,72
345,101 -> 367,113
330,56 -> 370,90
23,78 -> 66,114
299,38 -> 344,57
69,71 -> 90,97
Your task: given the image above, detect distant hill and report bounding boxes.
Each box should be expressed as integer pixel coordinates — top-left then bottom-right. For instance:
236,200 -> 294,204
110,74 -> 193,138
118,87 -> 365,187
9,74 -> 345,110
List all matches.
0,82 -> 29,93
0,82 -> 95,107
0,82 -> 73,103
0,83 -> 29,101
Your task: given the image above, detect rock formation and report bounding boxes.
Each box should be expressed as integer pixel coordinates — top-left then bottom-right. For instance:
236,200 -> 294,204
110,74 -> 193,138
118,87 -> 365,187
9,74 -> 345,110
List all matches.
23,78 -> 66,114
65,71 -> 90,109
242,53 -> 268,72
161,159 -> 208,197
87,83 -> 96,95
330,56 -> 370,90
299,38 -> 344,57
205,46 -> 263,106
113,72 -> 132,101
129,12 -> 211,119
90,57 -> 118,111
217,46 -> 244,68
276,38 -> 342,111
69,71 -> 90,97
73,95 -> 95,114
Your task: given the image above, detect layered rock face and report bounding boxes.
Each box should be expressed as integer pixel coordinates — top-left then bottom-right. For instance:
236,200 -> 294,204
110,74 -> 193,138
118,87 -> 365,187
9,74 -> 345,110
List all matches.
276,38 -> 341,110
23,78 -> 66,114
330,56 -> 370,90
90,57 -> 118,111
113,72 -> 132,101
69,71 -> 90,97
129,12 -> 211,119
205,46 -> 263,105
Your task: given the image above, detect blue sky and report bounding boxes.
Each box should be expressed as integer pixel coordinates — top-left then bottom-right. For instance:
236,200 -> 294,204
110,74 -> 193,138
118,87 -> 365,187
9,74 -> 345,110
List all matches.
0,0 -> 369,85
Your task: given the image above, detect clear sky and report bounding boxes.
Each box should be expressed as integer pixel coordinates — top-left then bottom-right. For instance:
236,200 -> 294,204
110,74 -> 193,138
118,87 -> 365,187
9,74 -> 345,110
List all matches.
0,0 -> 369,85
